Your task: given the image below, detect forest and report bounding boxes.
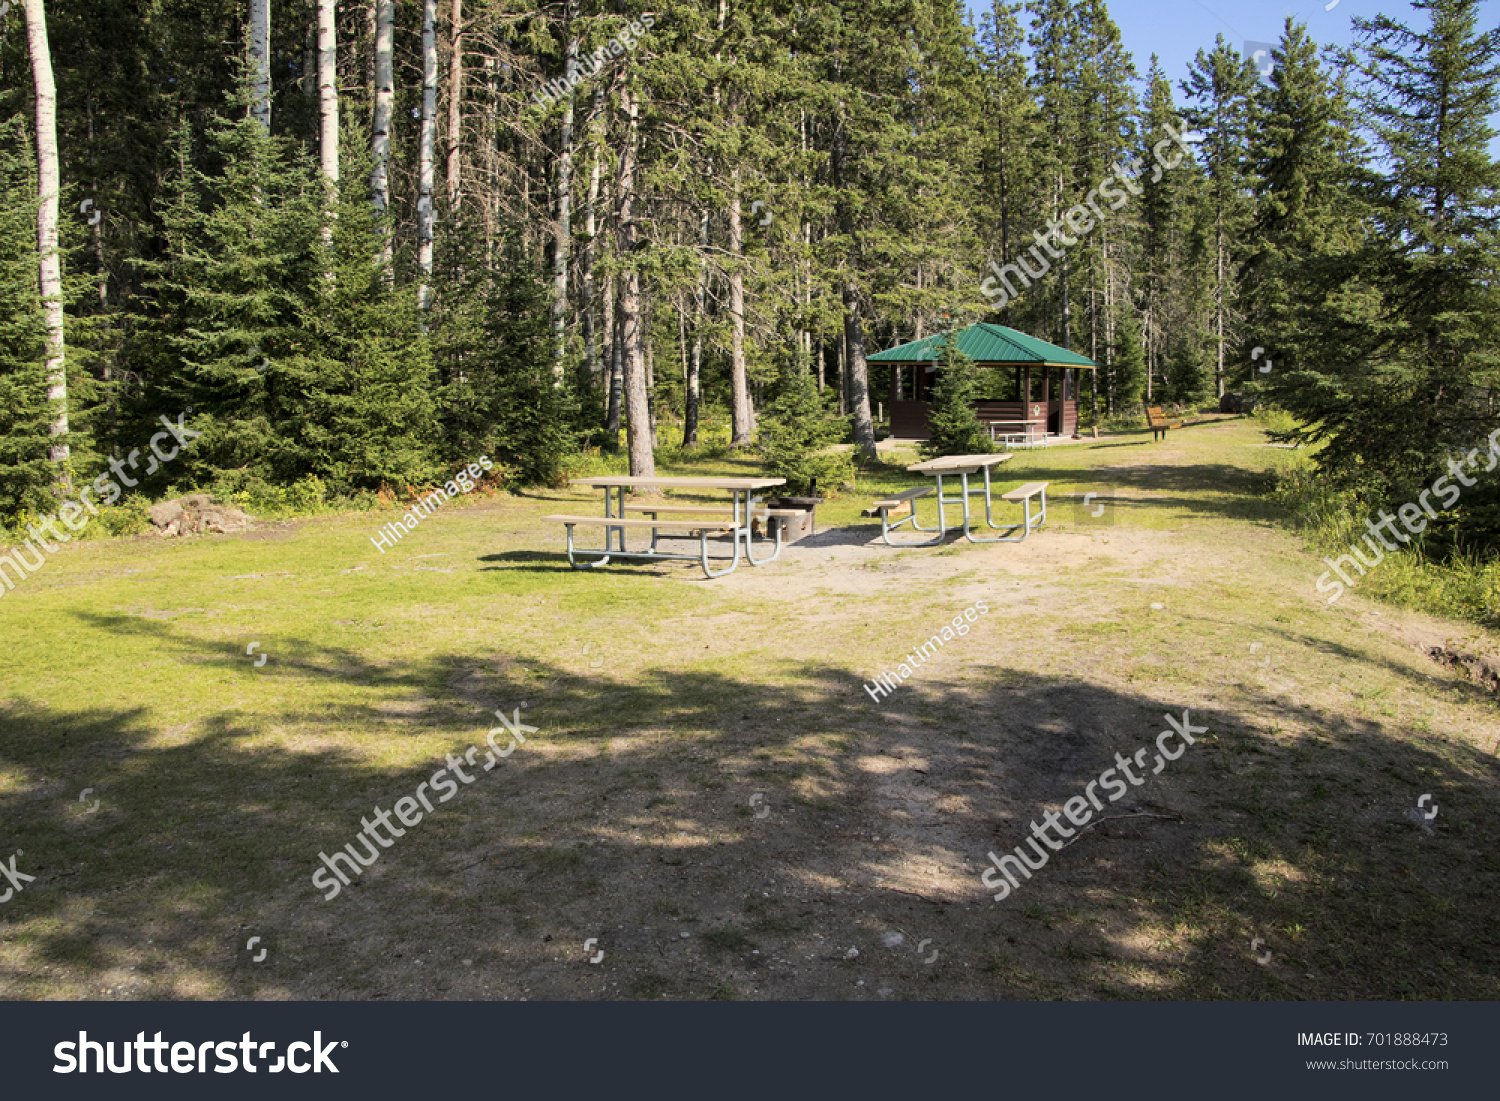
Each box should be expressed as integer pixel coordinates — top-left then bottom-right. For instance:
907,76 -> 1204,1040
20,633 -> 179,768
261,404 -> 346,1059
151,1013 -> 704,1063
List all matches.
1,0 -> 1497,552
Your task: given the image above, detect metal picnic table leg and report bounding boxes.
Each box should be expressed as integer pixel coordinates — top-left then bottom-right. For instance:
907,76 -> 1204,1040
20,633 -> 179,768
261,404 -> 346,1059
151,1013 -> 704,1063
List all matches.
744,490 -> 784,565
700,509 -> 743,577
880,475 -> 949,546
563,523 -> 612,569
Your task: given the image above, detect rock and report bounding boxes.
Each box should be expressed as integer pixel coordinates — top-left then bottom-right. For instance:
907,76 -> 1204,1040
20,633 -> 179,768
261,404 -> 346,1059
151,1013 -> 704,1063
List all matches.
147,495 -> 253,537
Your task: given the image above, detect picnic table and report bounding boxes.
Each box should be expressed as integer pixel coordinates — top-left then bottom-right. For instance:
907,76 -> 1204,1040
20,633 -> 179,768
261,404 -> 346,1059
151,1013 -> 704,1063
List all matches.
987,417 -> 1047,448
871,454 -> 1046,546
544,475 -> 786,578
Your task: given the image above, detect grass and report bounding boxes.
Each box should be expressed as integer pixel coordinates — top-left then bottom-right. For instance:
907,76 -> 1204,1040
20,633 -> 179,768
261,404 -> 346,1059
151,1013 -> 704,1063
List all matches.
0,412 -> 1496,1001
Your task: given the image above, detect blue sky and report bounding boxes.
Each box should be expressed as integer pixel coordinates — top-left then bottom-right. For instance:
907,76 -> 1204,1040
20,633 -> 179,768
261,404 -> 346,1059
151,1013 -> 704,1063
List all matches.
963,0 -> 1500,151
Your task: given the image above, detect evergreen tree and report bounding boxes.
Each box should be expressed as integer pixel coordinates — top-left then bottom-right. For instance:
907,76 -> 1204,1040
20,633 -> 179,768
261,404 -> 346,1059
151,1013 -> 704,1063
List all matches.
920,335 -> 992,458
124,111 -> 324,493
1180,35 -> 1259,398
470,234 -> 579,488
1278,0 -> 1500,501
0,116 -> 54,521
755,355 -> 850,496
1240,19 -> 1368,396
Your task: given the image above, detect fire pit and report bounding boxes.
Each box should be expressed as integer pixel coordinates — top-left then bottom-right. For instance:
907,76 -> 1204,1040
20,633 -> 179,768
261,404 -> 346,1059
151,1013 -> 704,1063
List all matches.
756,496 -> 822,544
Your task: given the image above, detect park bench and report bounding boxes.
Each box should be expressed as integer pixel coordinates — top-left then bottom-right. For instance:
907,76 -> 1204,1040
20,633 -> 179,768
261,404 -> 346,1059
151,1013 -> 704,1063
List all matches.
1144,405 -> 1182,441
998,481 -> 1048,541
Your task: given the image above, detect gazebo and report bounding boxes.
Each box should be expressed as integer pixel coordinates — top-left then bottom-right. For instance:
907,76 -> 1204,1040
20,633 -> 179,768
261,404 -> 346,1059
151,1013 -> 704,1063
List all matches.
867,322 -> 1098,442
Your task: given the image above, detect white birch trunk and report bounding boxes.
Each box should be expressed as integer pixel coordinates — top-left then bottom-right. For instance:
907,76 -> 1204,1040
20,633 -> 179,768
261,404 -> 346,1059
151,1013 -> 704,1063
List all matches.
23,0 -> 68,474
418,0 -> 436,308
317,0 -> 338,248
550,36 -> 575,381
249,0 -> 271,130
371,0 -> 394,253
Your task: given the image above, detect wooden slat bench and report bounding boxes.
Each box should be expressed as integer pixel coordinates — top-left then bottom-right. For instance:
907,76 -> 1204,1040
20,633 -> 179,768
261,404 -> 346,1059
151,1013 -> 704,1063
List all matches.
542,514 -> 758,578
1144,406 -> 1183,442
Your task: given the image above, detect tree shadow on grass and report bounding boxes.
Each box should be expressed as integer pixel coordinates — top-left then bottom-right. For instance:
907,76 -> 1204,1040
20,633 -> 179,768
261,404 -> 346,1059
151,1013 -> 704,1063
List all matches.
1,610 -> 1496,1002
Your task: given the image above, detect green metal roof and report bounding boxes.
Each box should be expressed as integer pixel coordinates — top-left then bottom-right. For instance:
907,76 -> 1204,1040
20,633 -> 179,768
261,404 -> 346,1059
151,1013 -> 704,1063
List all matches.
866,322 -> 1098,369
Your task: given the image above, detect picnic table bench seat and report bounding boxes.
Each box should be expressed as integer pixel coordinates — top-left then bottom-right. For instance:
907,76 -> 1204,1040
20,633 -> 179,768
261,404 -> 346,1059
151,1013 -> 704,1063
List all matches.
861,486 -> 933,518
998,481 -> 1048,541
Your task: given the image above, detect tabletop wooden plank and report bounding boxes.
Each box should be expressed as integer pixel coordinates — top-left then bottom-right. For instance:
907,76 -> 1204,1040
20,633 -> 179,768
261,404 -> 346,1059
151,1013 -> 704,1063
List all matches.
905,454 -> 1014,473
568,476 -> 787,489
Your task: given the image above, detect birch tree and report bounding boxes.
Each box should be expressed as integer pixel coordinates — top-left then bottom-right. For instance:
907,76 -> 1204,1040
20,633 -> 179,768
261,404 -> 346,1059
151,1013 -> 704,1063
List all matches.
371,0 -> 394,261
317,0 -> 339,246
22,0 -> 67,475
418,0 -> 437,309
249,0 -> 271,130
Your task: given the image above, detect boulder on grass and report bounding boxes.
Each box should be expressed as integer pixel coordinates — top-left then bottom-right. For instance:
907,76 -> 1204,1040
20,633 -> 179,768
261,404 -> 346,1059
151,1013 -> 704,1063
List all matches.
147,494 -> 253,537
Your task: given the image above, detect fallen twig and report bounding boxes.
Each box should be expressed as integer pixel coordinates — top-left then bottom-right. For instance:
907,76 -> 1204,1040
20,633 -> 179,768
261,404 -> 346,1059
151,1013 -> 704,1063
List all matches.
1060,812 -> 1183,849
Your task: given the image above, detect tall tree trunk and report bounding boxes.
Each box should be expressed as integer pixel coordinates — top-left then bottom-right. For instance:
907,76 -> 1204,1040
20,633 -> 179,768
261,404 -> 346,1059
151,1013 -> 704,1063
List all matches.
606,284 -> 622,442
617,85 -> 654,479
580,90 -> 603,392
445,0 -> 462,212
417,0 -> 437,308
831,115 -> 875,458
685,209 -> 707,447
23,0 -> 68,477
317,0 -> 339,216
550,36 -> 575,380
249,0 -> 271,130
371,0 -> 393,261
728,177 -> 752,447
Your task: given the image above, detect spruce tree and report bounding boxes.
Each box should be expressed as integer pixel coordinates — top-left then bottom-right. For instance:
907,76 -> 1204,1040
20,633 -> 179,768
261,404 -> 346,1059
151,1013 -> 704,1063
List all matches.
0,116 -> 54,521
755,356 -> 850,496
1180,36 -> 1259,398
1275,0 -> 1500,505
920,336 -> 992,459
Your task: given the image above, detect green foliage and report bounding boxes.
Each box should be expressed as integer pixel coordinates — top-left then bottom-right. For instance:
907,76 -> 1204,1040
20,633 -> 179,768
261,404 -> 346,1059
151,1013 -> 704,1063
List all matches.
0,118 -> 55,520
472,235 -> 580,488
1104,305 -> 1147,412
755,358 -> 852,495
920,337 -> 993,459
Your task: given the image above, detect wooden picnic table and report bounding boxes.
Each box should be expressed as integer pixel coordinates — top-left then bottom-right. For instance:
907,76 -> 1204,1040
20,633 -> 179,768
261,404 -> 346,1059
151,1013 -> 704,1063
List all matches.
878,453 -> 1038,546
545,475 -> 786,577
